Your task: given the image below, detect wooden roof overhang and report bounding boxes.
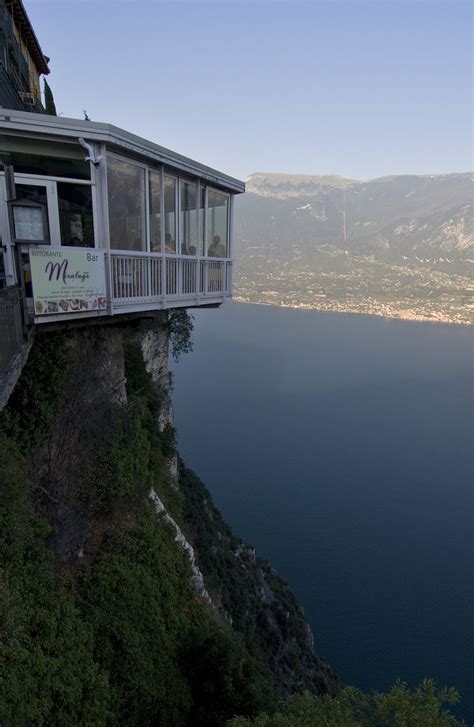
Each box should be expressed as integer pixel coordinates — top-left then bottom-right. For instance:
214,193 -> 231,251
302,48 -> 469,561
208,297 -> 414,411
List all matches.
5,0 -> 50,75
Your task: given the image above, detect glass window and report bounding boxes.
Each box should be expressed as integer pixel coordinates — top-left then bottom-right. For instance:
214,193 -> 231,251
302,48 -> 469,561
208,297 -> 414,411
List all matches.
207,189 -> 228,257
180,180 -> 197,255
164,175 -> 176,254
107,157 -> 145,251
149,171 -> 161,253
199,186 -> 206,256
57,183 -> 94,247
1,151 -> 91,180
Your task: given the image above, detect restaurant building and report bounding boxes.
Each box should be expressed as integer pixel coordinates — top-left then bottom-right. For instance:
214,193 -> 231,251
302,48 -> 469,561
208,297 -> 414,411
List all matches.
0,110 -> 244,325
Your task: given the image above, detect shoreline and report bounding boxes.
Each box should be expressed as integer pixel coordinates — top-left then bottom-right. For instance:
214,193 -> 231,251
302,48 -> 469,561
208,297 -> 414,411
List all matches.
233,296 -> 472,327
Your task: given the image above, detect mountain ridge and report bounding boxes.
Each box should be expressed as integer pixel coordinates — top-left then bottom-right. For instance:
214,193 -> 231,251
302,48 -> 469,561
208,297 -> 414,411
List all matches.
247,171 -> 473,186
235,171 -> 473,324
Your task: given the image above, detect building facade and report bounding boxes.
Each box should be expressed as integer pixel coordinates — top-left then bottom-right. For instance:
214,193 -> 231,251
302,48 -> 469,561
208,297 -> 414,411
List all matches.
0,0 -> 49,113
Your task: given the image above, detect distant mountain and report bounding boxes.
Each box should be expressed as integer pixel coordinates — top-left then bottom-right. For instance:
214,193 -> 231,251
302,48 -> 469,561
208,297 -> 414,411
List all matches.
234,172 -> 473,324
246,173 -> 355,196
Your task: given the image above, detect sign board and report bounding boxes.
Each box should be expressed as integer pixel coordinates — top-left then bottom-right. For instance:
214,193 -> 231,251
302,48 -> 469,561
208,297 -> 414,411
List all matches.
29,247 -> 107,316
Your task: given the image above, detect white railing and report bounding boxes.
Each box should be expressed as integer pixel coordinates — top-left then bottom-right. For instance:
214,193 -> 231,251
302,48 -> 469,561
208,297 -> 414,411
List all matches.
111,253 -> 162,301
110,250 -> 229,309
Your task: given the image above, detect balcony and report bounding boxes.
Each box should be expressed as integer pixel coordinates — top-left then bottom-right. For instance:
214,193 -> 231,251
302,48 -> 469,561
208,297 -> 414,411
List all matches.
110,252 -> 230,313
18,90 -> 44,113
111,253 -> 228,301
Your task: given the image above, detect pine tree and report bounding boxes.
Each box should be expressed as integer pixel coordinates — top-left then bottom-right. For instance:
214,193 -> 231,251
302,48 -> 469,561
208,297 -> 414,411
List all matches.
43,78 -> 57,115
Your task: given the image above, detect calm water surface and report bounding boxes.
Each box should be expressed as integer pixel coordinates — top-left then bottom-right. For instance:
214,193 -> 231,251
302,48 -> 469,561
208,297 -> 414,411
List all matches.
172,302 -> 473,720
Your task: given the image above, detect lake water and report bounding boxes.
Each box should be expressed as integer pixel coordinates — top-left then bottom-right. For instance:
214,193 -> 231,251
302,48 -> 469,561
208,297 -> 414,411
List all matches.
172,302 -> 473,721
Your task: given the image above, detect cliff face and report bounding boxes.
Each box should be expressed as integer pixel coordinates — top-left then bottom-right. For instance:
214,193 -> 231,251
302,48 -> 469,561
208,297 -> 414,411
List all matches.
134,320 -> 337,696
177,463 -> 337,696
0,315 -> 337,725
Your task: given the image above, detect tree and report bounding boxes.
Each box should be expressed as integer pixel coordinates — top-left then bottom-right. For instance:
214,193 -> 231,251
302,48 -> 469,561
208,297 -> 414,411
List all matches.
167,309 -> 194,361
228,680 -> 466,727
43,78 -> 57,115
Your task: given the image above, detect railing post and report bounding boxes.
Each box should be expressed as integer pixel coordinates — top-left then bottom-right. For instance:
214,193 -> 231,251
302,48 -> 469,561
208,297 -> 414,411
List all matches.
161,254 -> 166,299
177,257 -> 182,297
195,257 -> 200,298
105,252 -> 114,315
227,260 -> 233,296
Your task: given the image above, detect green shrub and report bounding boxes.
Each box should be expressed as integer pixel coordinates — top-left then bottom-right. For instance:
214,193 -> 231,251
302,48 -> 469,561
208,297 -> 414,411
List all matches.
182,616 -> 277,726
0,432 -> 111,726
228,680 -> 466,727
82,509 -> 193,726
1,333 -> 70,450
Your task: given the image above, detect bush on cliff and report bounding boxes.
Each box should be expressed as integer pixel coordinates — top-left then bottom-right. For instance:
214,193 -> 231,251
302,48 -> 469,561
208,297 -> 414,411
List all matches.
228,680 -> 465,726
0,432 -> 111,726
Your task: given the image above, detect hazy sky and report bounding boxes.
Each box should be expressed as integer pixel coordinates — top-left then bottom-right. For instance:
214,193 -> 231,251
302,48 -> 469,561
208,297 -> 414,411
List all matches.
26,0 -> 472,181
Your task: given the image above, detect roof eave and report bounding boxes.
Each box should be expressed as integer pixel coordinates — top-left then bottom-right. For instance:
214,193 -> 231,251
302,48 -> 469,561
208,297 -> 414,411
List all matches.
0,109 -> 246,194
6,0 -> 50,74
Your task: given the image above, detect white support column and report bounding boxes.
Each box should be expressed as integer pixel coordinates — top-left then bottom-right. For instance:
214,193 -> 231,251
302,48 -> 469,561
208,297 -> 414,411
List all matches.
89,144 -> 102,249
94,144 -> 114,312
95,143 -> 110,250
160,167 -> 166,297
144,168 -> 151,297
195,181 -> 200,295
104,251 -> 114,315
203,187 -> 208,295
228,195 -> 234,295
176,180 -> 182,297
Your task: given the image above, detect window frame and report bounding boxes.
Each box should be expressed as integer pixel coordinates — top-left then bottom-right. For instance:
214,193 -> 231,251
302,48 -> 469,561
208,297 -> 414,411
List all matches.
104,151 -> 231,259
106,151 -> 148,253
10,177 -> 58,244
178,177 -> 199,255
197,182 -> 207,257
148,166 -> 163,254
205,186 -> 230,258
163,170 -> 178,255
10,172 -> 98,250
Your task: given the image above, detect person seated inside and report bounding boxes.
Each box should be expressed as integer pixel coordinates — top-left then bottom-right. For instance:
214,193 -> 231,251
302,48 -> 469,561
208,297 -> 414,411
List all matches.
150,218 -> 161,252
165,232 -> 175,253
151,230 -> 161,253
65,213 -> 93,247
208,235 -> 225,257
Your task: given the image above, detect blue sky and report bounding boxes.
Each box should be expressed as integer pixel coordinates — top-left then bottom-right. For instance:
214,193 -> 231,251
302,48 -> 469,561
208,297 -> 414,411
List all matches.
27,0 -> 472,181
